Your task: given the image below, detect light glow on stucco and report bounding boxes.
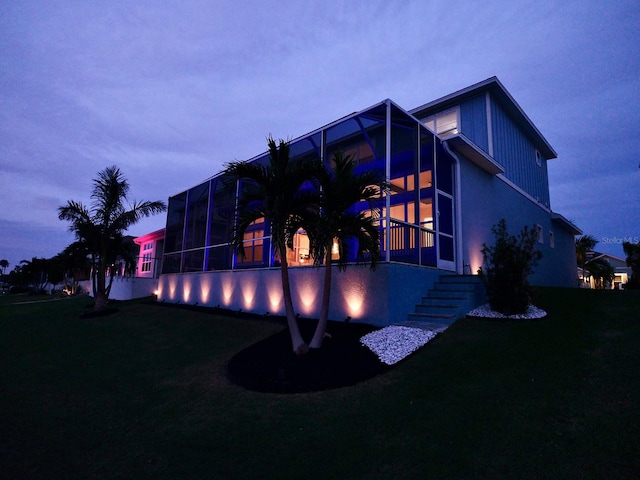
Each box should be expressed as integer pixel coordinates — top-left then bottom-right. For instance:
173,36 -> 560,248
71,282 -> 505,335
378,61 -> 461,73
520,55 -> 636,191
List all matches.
199,277 -> 212,303
267,280 -> 283,310
182,278 -> 192,303
297,282 -> 318,316
167,277 -> 178,300
221,276 -> 234,306
341,279 -> 366,318
240,274 -> 258,309
468,248 -> 483,276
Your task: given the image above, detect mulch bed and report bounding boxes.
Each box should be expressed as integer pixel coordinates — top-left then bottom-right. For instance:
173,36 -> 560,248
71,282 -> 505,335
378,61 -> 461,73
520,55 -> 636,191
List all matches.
227,318 -> 390,393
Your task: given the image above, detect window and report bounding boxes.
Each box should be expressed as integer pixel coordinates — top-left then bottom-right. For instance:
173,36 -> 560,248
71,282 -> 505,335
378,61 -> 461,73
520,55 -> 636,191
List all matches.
549,231 -> 555,249
535,150 -> 542,167
141,243 -> 153,272
422,108 -> 459,137
535,224 -> 544,244
141,253 -> 152,272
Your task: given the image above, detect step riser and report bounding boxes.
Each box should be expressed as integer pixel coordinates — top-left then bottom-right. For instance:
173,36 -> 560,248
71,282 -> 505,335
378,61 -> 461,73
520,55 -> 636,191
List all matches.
425,291 -> 473,300
407,313 -> 457,324
407,274 -> 486,326
432,283 -> 477,292
415,305 -> 462,315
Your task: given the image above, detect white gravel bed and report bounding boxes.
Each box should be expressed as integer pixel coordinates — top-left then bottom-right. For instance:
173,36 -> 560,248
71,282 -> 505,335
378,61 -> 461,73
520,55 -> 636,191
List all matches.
466,303 -> 547,320
360,325 -> 438,365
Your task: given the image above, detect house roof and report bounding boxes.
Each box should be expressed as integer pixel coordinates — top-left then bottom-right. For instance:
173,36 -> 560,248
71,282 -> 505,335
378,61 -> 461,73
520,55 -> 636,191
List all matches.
409,77 -> 557,160
134,228 -> 165,245
551,212 -> 582,235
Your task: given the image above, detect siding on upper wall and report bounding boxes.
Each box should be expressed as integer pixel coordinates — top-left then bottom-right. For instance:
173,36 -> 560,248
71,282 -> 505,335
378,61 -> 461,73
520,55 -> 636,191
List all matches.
489,97 -> 550,207
459,94 -> 489,153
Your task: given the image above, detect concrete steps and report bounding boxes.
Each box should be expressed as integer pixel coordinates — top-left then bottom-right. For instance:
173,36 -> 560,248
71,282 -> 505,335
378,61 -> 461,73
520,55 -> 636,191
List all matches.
405,275 -> 485,326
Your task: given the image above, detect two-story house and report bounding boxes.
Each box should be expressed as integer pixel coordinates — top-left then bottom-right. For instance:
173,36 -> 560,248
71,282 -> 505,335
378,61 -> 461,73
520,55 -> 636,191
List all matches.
155,77 -> 580,325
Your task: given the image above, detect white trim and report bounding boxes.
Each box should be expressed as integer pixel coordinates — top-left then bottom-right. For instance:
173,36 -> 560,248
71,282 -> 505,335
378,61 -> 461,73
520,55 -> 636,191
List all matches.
385,100 -> 392,263
496,173 -> 551,213
441,140 -> 464,274
486,92 -> 494,158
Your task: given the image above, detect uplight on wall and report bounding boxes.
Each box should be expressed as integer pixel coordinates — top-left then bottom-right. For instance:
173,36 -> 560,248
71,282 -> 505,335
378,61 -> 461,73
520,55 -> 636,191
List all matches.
240,274 -> 258,309
182,278 -> 192,303
297,282 -> 318,315
200,277 -> 212,303
221,276 -> 234,306
267,281 -> 283,310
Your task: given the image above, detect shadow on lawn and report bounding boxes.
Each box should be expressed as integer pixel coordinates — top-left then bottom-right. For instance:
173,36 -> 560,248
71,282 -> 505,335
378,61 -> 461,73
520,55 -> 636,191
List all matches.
228,319 -> 390,393
149,301 -> 389,393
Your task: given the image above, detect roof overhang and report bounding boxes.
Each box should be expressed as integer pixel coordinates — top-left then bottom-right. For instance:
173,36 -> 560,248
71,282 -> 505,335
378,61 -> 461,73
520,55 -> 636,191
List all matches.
551,213 -> 582,235
444,134 -> 505,175
134,228 -> 165,245
410,77 -> 557,160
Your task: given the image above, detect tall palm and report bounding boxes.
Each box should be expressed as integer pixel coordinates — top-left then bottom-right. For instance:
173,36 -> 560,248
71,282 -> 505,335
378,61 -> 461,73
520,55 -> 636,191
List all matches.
575,235 -> 598,284
223,137 -> 322,354
58,166 -> 166,310
0,259 -> 8,275
306,152 -> 384,349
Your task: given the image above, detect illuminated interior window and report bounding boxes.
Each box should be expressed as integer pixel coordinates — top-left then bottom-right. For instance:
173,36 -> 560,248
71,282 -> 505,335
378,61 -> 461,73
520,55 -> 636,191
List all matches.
422,108 -> 459,137
389,174 -> 416,195
237,218 -> 265,264
419,199 -> 433,230
287,229 -> 311,266
419,170 -> 432,189
331,239 -> 340,260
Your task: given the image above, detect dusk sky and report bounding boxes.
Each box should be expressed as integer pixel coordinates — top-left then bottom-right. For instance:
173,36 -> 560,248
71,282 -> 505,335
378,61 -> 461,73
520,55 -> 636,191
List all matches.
1,0 -> 639,271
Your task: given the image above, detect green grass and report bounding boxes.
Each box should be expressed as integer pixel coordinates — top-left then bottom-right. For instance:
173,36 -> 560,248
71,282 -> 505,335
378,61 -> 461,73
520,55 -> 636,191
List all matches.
1,288 -> 639,479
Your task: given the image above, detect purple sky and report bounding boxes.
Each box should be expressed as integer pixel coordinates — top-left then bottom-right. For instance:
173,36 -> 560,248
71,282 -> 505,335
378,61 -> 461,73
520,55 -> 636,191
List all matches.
1,0 -> 639,270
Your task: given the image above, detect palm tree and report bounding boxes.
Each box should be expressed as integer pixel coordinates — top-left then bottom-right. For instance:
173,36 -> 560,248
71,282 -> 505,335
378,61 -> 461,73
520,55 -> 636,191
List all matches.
223,137 -> 322,354
306,152 -> 384,349
585,257 -> 616,289
575,235 -> 598,285
58,166 -> 166,310
0,259 -> 8,275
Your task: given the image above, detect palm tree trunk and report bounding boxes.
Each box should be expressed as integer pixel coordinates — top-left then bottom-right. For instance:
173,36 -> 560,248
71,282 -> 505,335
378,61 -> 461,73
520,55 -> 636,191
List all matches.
94,258 -> 109,310
279,246 -> 308,354
309,248 -> 332,349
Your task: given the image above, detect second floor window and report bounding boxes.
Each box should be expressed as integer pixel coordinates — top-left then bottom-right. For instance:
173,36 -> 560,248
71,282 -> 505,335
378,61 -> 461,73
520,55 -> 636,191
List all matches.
422,107 -> 459,137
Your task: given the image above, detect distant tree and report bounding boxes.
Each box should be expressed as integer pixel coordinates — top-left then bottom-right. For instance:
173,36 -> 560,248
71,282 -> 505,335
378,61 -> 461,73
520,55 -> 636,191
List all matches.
305,152 -> 384,349
585,257 -> 616,289
17,257 -> 50,292
58,166 -> 166,310
479,219 -> 543,315
0,259 -> 8,275
623,241 -> 640,289
575,235 -> 598,285
223,137 -> 322,354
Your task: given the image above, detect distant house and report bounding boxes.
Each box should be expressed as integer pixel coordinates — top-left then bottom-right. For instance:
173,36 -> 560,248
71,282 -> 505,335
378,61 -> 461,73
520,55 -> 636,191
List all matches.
579,251 -> 631,290
80,229 -> 165,300
150,77 -> 581,325
134,228 -> 165,279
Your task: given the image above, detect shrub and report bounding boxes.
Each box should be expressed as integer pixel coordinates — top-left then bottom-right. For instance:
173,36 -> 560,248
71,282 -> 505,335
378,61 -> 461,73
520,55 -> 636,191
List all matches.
623,241 -> 640,289
479,219 -> 543,315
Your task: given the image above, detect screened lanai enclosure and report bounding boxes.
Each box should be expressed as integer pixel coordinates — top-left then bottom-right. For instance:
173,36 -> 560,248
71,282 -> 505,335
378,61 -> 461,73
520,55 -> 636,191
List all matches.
161,100 -> 457,276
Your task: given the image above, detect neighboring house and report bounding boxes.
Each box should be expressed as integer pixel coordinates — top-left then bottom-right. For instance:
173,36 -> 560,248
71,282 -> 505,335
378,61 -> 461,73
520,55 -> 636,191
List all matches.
579,251 -> 631,290
134,228 -> 165,279
80,230 -> 165,300
155,77 -> 581,325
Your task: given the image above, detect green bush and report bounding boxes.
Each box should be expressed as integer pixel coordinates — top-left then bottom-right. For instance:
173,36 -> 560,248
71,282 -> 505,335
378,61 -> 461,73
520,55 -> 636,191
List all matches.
623,241 -> 640,289
479,219 -> 543,315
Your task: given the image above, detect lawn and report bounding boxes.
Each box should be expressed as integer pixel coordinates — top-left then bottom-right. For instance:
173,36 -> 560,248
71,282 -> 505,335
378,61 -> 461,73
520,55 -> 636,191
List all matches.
1,288 -> 639,479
